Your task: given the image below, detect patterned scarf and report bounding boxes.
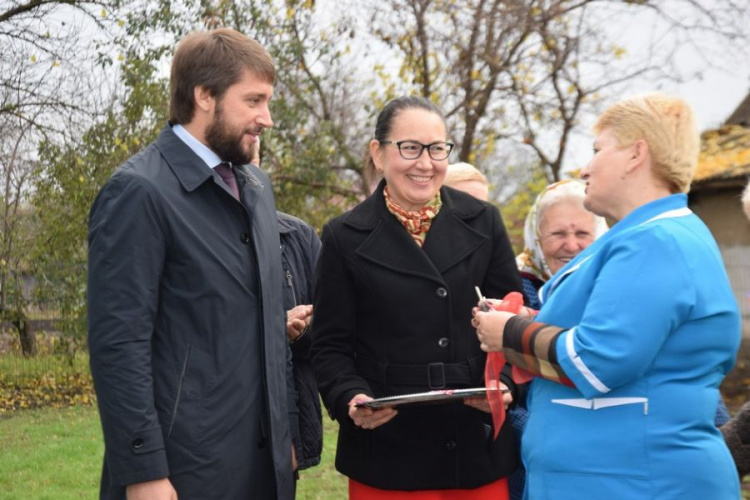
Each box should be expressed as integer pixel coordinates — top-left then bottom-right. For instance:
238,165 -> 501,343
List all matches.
384,186 -> 442,248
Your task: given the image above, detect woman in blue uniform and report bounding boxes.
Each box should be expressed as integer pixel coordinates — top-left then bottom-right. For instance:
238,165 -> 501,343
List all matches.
473,94 -> 741,499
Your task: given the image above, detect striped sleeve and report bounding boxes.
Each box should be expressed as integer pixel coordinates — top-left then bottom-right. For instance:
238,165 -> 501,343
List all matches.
504,315 -> 574,387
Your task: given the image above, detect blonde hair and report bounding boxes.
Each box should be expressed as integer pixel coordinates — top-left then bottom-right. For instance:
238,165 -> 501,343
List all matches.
444,162 -> 488,187
593,94 -> 699,193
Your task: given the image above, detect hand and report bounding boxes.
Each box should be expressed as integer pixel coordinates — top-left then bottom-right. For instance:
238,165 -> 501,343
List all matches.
464,380 -> 512,413
291,444 -> 297,471
518,306 -> 536,318
471,307 -> 515,352
286,305 -> 313,342
126,478 -> 178,500
347,394 -> 398,430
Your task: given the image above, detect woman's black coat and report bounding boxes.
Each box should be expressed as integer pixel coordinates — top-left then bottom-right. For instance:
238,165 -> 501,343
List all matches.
310,181 -> 523,490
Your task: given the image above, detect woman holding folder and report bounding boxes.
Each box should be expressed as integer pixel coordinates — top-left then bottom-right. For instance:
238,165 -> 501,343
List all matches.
310,96 -> 523,499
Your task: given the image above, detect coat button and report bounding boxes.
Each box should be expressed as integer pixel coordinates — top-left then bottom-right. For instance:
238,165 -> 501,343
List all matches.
445,440 -> 457,450
438,337 -> 449,348
240,233 -> 251,243
435,287 -> 448,298
131,438 -> 145,449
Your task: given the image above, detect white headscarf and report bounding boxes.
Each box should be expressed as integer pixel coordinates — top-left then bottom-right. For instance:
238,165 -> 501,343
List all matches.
516,180 -> 609,282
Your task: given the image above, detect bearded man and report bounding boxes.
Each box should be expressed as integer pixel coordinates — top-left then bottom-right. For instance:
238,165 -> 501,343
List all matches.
87,28 -> 297,500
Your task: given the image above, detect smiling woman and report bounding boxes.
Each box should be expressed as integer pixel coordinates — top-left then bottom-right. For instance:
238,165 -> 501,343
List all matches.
516,180 -> 608,309
310,96 -> 524,499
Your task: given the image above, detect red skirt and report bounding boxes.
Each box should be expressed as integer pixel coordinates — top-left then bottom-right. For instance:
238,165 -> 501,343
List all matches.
349,478 -> 509,500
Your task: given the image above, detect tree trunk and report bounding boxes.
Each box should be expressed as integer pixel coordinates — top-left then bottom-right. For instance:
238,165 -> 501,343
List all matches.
16,313 -> 36,357
1,307 -> 36,357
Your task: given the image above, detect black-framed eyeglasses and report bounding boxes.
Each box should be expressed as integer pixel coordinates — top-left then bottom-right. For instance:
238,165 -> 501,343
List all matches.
379,140 -> 455,161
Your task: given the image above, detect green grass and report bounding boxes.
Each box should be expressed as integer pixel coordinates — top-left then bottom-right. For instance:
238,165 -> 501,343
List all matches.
1,403 -> 749,499
297,417 -> 348,499
0,405 -> 102,500
0,404 -> 347,500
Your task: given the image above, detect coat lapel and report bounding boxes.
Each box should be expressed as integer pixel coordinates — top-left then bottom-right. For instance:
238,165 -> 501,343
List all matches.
156,124 -> 216,193
235,163 -> 264,215
423,188 -> 489,274
346,182 -> 490,283
156,124 -> 263,209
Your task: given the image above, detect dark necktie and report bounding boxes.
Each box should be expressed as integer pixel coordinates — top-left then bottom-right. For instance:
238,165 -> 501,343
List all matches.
215,163 -> 240,200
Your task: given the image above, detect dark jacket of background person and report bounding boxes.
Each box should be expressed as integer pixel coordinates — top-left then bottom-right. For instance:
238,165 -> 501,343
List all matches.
721,180 -> 750,477
723,401 -> 750,477
310,180 -> 523,490
278,211 -> 323,470
88,125 -> 296,500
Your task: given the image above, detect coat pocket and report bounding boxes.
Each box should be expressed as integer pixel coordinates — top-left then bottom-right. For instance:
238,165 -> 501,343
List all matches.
168,344 -> 192,438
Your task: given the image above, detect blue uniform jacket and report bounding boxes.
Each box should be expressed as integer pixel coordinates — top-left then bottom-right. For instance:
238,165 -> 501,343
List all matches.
524,194 -> 741,499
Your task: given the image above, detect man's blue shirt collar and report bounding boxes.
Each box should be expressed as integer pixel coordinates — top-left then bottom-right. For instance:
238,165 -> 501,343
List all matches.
172,123 -> 222,170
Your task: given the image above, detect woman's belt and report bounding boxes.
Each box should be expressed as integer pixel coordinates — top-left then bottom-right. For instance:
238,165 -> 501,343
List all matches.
356,355 -> 483,389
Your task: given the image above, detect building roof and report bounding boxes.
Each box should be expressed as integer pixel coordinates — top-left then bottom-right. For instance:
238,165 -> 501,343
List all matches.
725,91 -> 750,127
693,124 -> 750,184
692,90 -> 750,187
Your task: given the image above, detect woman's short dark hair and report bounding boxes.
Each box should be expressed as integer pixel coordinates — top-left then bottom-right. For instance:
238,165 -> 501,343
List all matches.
169,28 -> 275,124
364,96 -> 447,181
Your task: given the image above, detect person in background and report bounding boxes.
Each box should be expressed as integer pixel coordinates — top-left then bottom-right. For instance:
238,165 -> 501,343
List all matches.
720,178 -> 750,477
253,130 -> 324,481
278,211 -> 324,476
443,161 -> 490,201
515,180 -> 608,310
311,96 -> 523,499
88,28 -> 296,500
443,161 -> 526,500
473,93 -> 741,499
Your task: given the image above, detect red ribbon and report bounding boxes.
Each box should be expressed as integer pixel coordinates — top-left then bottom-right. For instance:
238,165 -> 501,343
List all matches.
483,291 -> 535,439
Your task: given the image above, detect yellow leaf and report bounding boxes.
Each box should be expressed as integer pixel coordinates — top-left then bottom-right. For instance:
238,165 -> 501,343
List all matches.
286,7 -> 295,19
53,60 -> 60,67
118,19 -> 125,27
101,8 -> 107,17
30,54 -> 37,63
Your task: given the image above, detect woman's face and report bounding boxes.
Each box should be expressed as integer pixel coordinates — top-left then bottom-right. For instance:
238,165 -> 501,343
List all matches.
580,127 -> 632,220
371,108 -> 449,212
538,200 -> 597,274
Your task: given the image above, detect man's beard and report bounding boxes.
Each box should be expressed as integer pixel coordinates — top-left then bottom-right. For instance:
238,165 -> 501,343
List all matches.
205,103 -> 256,165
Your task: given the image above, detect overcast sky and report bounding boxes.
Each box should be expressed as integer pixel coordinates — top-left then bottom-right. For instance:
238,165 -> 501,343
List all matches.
673,68 -> 750,131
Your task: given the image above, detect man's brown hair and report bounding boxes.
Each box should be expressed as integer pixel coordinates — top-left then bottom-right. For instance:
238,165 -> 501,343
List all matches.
169,28 -> 275,124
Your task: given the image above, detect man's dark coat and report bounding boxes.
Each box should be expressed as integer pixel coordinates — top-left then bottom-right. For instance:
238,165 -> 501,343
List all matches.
88,125 -> 295,499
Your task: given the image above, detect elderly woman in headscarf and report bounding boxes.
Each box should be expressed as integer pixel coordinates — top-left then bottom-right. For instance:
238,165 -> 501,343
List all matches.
515,180 -> 608,309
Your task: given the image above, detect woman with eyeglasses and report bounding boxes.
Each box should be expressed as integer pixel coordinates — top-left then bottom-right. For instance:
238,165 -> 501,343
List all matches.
310,96 -> 523,499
